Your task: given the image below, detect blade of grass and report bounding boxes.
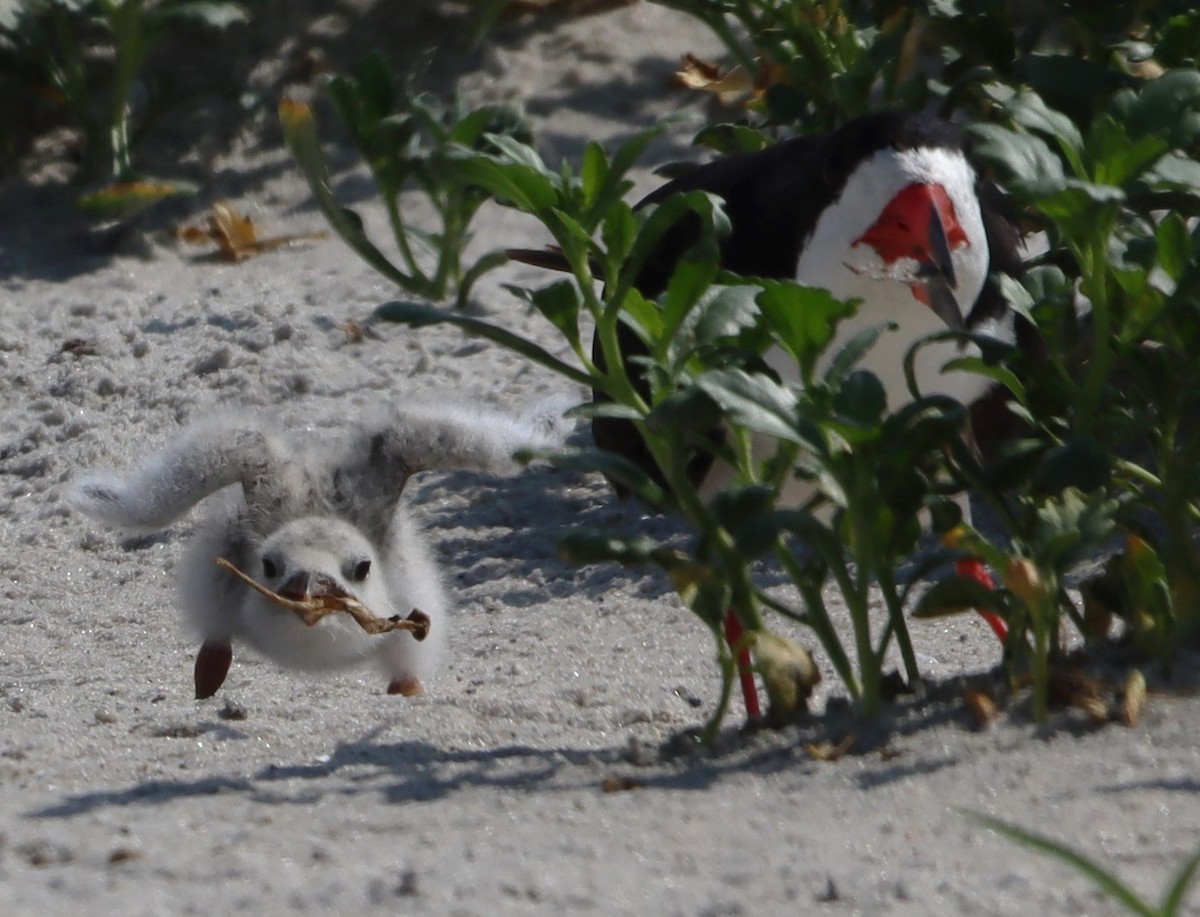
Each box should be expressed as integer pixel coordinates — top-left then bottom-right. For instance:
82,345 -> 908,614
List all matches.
960,810 -> 1157,917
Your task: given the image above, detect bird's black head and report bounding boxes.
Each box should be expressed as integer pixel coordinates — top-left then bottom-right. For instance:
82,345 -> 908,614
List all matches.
821,111 -> 968,194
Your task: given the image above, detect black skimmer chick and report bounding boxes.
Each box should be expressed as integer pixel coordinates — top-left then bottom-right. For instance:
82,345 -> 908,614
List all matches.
68,399 -> 570,699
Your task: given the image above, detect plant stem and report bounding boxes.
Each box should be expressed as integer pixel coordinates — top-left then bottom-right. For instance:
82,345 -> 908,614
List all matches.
383,189 -> 424,284
1032,614 -> 1049,723
702,626 -> 738,744
878,567 -> 922,690
106,0 -> 147,180
775,543 -> 858,697
1075,242 -> 1113,435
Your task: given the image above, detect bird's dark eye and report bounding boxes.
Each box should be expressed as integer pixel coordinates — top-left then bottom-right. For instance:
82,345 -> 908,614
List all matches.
262,556 -> 279,579
351,559 -> 371,581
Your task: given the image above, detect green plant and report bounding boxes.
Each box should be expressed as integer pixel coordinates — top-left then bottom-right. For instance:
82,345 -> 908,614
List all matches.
964,810 -> 1200,917
655,0 -> 1200,132
0,0 -> 246,182
654,0 -> 928,132
270,0 -> 1200,730
916,73 -> 1200,713
374,129 -> 987,729
281,52 -> 533,309
917,488 -> 1121,723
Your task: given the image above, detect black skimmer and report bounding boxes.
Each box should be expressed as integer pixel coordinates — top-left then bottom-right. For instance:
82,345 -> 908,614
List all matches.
511,110 -> 1027,718
593,111 -> 1024,497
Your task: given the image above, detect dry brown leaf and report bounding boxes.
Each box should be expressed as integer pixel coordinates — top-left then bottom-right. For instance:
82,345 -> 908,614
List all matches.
214,557 -> 430,639
1121,669 -> 1147,727
804,734 -> 854,762
674,53 -> 756,105
341,319 -> 366,344
601,776 -> 644,793
177,201 -> 325,262
1049,670 -> 1110,723
338,319 -> 380,344
61,338 -> 97,357
674,53 -> 788,105
963,686 -> 999,729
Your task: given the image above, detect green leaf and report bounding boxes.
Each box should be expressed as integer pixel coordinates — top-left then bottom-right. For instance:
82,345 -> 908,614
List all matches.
690,283 -> 764,347
508,280 -> 581,351
601,201 -> 637,269
1034,489 -> 1120,570
884,395 -> 968,455
1035,436 -> 1111,494
1014,55 -> 1135,118
692,123 -> 773,155
645,388 -> 723,435
1157,213 -> 1192,284
832,369 -> 886,427
1161,849 -> 1200,916
695,369 -> 806,445
825,321 -> 890,386
280,99 -> 414,289
978,437 -> 1048,491
1087,116 -> 1170,187
1158,14 -> 1200,68
1147,153 -> 1200,194
357,52 -> 397,125
941,356 -> 1026,403
991,85 -> 1084,171
710,485 -> 780,557
1117,68 -> 1200,147
757,281 -> 856,381
587,123 -> 671,226
448,148 -> 558,213
968,124 -> 1064,184
1024,178 -> 1124,241
580,140 -> 607,209
447,107 -> 492,148
659,257 -> 721,355
913,576 -> 1008,619
485,133 -> 551,172
374,300 -> 594,387
614,191 -> 729,304
570,402 -> 644,423
997,273 -> 1035,325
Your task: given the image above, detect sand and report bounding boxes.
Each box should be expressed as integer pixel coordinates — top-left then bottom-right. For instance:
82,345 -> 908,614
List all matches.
2,3 -> 1198,914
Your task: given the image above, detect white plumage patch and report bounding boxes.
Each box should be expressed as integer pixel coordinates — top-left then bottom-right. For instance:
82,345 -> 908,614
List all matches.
793,145 -> 999,406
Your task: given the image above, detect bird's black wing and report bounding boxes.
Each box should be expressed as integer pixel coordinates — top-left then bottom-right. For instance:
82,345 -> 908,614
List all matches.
593,134 -> 835,494
630,134 -> 834,296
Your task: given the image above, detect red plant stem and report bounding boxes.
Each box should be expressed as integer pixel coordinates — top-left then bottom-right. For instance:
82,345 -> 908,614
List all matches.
956,558 -> 1008,642
723,611 -> 761,720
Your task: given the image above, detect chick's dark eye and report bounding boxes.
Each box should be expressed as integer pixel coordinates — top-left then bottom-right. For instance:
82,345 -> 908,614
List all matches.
351,559 -> 371,581
262,557 -> 279,579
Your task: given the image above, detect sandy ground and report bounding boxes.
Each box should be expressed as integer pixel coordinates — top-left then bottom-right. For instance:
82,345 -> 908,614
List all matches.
2,3 -> 1199,914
